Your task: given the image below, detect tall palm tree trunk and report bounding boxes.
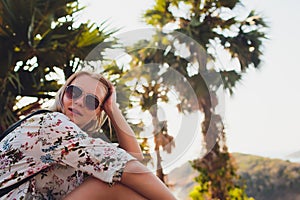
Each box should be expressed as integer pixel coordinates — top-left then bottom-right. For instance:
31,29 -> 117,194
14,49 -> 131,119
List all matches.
191,95 -> 237,199
155,143 -> 164,182
150,105 -> 166,183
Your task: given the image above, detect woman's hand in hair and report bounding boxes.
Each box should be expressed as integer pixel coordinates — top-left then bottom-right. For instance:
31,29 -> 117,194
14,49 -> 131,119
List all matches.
101,83 -> 118,117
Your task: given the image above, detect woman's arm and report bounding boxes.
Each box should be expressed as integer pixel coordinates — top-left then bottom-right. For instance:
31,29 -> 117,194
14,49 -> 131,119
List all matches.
103,86 -> 144,161
121,160 -> 176,199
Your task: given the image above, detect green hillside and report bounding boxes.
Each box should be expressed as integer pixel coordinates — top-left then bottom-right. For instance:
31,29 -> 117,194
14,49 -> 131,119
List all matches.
168,153 -> 300,200
233,153 -> 300,200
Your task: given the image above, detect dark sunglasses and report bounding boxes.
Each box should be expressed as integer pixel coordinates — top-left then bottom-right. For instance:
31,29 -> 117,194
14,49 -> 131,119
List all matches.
65,85 -> 101,110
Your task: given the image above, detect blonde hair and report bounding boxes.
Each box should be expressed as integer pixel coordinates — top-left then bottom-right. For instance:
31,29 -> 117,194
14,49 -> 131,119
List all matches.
50,70 -> 111,133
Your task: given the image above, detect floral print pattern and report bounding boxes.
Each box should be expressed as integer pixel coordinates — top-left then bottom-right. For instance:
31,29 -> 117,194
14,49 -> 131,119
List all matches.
0,112 -> 135,199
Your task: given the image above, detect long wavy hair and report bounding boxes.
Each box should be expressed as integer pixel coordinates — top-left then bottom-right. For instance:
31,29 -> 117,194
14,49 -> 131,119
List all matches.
49,70 -> 111,133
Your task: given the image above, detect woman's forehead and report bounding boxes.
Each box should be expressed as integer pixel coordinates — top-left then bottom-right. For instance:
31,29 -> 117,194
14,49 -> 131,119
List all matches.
72,74 -> 106,94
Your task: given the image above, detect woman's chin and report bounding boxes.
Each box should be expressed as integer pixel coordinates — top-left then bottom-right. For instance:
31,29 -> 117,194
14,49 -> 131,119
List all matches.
66,114 -> 81,126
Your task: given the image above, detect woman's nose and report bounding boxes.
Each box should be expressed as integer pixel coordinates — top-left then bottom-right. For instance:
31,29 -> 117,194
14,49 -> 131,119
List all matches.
74,95 -> 85,107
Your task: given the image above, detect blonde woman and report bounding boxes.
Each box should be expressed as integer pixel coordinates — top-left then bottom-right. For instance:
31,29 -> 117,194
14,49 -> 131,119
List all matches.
0,71 -> 176,199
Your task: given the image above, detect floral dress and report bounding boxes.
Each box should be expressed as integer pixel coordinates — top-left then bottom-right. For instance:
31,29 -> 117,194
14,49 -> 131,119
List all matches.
0,112 -> 135,199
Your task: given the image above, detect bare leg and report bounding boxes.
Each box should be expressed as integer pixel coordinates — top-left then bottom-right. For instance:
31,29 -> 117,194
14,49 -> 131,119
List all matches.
64,160 -> 176,200
63,176 -> 147,200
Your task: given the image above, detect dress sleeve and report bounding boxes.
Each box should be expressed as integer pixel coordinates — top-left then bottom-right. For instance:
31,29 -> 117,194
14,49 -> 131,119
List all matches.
27,112 -> 136,184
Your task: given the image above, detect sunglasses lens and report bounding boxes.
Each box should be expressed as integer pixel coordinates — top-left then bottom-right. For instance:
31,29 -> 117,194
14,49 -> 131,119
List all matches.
65,85 -> 82,99
85,94 -> 100,110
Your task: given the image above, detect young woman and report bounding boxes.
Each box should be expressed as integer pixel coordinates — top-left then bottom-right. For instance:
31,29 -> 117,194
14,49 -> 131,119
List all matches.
0,71 -> 176,199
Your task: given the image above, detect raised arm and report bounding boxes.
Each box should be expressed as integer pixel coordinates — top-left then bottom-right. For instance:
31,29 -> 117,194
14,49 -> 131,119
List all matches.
102,85 -> 144,161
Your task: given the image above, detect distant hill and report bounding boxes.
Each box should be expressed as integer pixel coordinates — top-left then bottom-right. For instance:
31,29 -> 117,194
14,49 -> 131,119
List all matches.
168,153 -> 300,200
168,162 -> 198,200
286,150 -> 300,163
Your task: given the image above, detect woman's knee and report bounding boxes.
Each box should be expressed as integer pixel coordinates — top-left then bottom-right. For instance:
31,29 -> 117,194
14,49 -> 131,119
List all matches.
63,176 -> 146,200
63,177 -> 108,199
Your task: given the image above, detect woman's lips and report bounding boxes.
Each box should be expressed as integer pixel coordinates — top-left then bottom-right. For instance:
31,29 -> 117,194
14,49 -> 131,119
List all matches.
68,108 -> 83,116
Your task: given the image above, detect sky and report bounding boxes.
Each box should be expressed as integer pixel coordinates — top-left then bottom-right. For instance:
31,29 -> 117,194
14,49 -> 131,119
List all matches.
78,0 -> 300,165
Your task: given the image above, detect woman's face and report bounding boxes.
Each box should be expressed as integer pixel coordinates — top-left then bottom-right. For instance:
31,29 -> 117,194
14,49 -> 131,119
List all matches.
62,74 -> 107,128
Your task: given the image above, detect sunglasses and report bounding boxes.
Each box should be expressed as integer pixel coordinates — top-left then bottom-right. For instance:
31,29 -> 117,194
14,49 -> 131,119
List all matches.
65,85 -> 101,110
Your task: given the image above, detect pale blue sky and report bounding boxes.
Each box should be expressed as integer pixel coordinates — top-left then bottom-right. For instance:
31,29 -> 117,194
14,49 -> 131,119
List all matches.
225,0 -> 300,159
79,0 -> 300,162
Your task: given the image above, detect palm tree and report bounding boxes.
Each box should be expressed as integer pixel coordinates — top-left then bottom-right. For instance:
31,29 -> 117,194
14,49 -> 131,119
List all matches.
0,0 -> 114,133
123,0 -> 268,198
